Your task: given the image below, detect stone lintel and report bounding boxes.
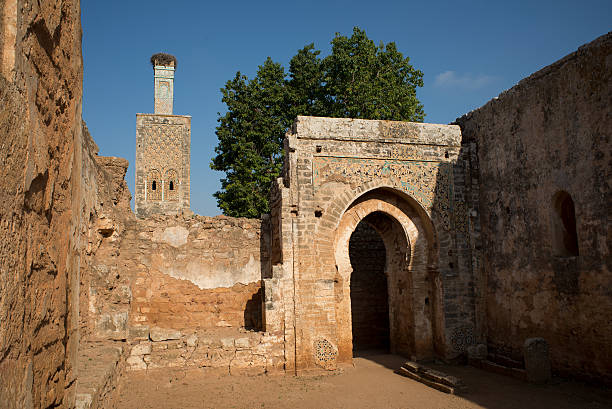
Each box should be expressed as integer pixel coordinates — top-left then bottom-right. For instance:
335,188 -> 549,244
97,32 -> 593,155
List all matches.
291,116 -> 462,147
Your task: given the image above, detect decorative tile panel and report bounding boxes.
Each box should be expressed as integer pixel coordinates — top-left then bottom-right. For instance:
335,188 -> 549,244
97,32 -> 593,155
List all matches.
313,156 -> 454,230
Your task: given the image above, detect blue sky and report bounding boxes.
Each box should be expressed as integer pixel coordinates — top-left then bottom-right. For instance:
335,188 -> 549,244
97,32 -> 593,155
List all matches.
82,0 -> 611,216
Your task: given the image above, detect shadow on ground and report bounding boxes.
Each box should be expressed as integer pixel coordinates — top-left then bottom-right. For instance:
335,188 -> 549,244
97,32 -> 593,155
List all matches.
115,353 -> 612,409
359,353 -> 612,409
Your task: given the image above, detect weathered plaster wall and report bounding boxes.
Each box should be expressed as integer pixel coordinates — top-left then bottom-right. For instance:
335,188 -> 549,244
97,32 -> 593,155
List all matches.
84,211 -> 285,374
88,215 -> 267,341
0,1 -> 88,407
456,32 -> 612,383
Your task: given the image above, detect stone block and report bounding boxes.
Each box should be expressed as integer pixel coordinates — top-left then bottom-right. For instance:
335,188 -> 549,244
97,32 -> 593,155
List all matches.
129,325 -> 150,341
151,342 -> 169,352
197,337 -> 217,347
203,348 -> 234,368
235,337 -> 250,349
261,334 -> 282,344
130,342 -> 152,356
150,327 -> 182,341
126,355 -> 147,371
185,334 -> 198,347
266,356 -> 286,373
220,337 -> 235,349
189,347 -> 209,363
75,393 -> 93,409
164,340 -> 185,350
96,311 -> 129,340
232,350 -> 254,365
524,338 -> 551,383
152,226 -> 189,248
230,351 -> 266,375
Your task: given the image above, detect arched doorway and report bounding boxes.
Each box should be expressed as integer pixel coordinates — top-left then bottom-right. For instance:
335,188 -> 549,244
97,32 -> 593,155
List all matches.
334,188 -> 440,362
349,217 -> 390,353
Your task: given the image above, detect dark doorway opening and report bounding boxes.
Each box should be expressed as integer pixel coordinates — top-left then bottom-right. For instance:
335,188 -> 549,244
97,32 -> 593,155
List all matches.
552,191 -> 579,257
349,219 -> 390,353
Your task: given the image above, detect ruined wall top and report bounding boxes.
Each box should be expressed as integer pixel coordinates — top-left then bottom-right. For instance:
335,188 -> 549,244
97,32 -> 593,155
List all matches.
457,31 -> 612,133
290,116 -> 462,147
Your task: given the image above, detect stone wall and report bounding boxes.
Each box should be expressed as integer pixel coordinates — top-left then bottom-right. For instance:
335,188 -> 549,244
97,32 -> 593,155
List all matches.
83,211 -> 284,374
0,2 -> 135,406
0,1 -> 87,407
87,215 -> 265,338
456,32 -> 612,383
78,140 -> 134,343
126,328 -> 284,374
2,1 -> 607,401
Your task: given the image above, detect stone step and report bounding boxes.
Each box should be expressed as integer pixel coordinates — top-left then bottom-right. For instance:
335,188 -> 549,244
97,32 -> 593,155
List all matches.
487,353 -> 524,369
470,358 -> 527,381
395,361 -> 466,394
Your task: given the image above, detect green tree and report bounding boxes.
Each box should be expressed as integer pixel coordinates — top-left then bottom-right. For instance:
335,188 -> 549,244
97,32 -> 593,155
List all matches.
211,27 -> 424,217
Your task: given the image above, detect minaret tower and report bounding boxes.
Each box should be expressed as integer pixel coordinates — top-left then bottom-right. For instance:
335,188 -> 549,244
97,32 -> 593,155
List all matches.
135,53 -> 191,218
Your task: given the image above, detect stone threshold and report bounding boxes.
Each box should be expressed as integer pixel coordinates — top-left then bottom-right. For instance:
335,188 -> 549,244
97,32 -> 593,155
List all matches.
395,360 -> 467,394
469,357 -> 528,381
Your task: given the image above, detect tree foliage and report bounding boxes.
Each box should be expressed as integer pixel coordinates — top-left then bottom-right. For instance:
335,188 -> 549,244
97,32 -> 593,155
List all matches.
211,27 -> 424,217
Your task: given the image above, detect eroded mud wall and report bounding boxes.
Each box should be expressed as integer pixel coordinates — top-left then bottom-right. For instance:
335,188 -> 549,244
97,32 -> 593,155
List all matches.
0,0 -> 85,407
456,32 -> 612,382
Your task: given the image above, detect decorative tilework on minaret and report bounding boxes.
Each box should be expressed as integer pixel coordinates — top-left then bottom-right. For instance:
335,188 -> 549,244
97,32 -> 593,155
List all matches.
135,53 -> 191,218
151,53 -> 176,114
153,65 -> 174,114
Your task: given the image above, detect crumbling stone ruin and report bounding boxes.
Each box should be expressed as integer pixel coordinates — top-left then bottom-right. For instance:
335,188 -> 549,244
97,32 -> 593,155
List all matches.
0,1 -> 610,407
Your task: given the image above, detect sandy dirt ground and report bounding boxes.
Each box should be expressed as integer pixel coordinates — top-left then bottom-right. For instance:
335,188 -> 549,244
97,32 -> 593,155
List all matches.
114,354 -> 612,409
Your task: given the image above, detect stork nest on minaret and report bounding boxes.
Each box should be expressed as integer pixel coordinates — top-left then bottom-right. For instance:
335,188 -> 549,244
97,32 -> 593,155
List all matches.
150,53 -> 177,68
